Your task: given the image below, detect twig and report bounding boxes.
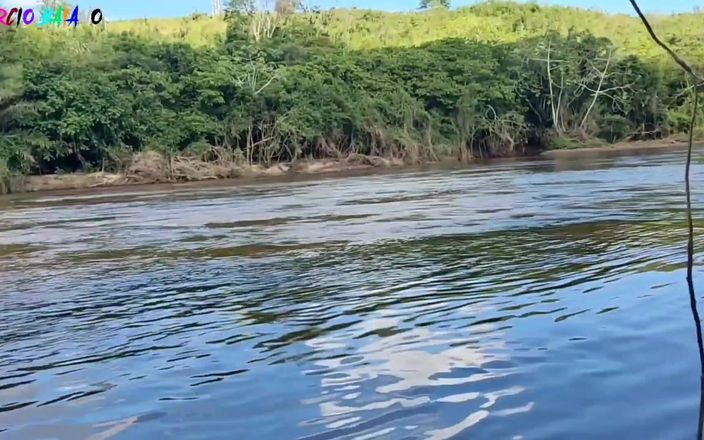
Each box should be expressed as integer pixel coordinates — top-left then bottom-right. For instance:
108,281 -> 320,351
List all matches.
687,88 -> 704,440
629,1 -> 704,438
628,0 -> 703,84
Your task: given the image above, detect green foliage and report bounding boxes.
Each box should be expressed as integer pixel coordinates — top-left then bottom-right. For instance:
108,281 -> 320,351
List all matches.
419,0 -> 450,10
103,2 -> 704,56
548,137 -> 585,150
0,1 -> 702,178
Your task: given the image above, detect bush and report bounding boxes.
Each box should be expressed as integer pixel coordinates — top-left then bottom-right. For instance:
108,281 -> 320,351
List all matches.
0,2 -> 699,175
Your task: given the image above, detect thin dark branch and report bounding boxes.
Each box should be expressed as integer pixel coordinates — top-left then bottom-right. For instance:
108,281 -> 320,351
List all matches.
628,2 -> 704,439
687,88 -> 704,440
628,0 -> 702,84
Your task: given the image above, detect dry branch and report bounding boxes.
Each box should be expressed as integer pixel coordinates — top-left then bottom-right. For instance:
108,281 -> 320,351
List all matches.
628,1 -> 704,438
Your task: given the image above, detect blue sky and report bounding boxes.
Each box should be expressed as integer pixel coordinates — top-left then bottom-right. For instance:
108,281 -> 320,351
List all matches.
14,0 -> 703,20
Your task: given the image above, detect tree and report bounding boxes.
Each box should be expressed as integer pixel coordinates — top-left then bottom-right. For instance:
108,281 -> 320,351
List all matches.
419,0 -> 450,10
275,0 -> 296,15
226,0 -> 280,41
515,31 -> 632,140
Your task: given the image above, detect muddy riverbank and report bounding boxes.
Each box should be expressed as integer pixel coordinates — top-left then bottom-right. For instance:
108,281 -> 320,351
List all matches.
5,138 -> 692,195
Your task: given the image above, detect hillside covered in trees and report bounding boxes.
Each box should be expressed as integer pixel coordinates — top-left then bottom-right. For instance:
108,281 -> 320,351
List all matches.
0,1 -> 702,190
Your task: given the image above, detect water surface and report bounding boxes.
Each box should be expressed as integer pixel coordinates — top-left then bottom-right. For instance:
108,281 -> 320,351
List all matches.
1,148 -> 704,439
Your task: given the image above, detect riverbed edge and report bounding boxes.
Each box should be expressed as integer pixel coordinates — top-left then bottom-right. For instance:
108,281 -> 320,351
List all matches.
3,138 -> 694,195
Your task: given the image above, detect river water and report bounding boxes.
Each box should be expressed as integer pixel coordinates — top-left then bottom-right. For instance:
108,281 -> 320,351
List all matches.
1,148 -> 704,439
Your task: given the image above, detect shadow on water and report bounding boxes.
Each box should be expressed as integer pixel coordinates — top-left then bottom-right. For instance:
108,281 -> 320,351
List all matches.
1,148 -> 704,438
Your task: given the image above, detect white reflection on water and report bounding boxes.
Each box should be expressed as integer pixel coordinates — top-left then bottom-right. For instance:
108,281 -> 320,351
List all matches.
304,311 -> 533,438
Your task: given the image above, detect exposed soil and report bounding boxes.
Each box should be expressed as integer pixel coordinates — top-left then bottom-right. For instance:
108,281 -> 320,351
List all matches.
17,153 -> 406,193
7,138 -> 696,195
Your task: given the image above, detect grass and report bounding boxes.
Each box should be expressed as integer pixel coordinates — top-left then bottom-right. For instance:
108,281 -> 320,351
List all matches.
100,3 -> 704,60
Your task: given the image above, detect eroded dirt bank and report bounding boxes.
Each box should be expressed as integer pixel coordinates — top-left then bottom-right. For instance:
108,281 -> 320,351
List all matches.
6,139 -> 693,195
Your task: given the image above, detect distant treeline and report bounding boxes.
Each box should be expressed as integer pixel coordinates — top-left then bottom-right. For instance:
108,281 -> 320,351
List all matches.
0,1 -> 700,178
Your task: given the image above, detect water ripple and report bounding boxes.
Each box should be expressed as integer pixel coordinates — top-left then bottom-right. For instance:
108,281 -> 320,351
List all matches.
0,148 -> 703,439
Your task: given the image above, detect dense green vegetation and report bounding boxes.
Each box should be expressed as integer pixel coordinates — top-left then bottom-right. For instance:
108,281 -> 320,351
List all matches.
104,3 -> 704,58
0,1 -> 702,190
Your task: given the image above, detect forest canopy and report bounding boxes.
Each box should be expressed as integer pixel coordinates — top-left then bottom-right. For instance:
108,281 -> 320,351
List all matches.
0,1 -> 701,182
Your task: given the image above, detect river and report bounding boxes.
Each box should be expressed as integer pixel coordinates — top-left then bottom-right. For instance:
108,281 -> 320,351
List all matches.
1,148 -> 703,439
